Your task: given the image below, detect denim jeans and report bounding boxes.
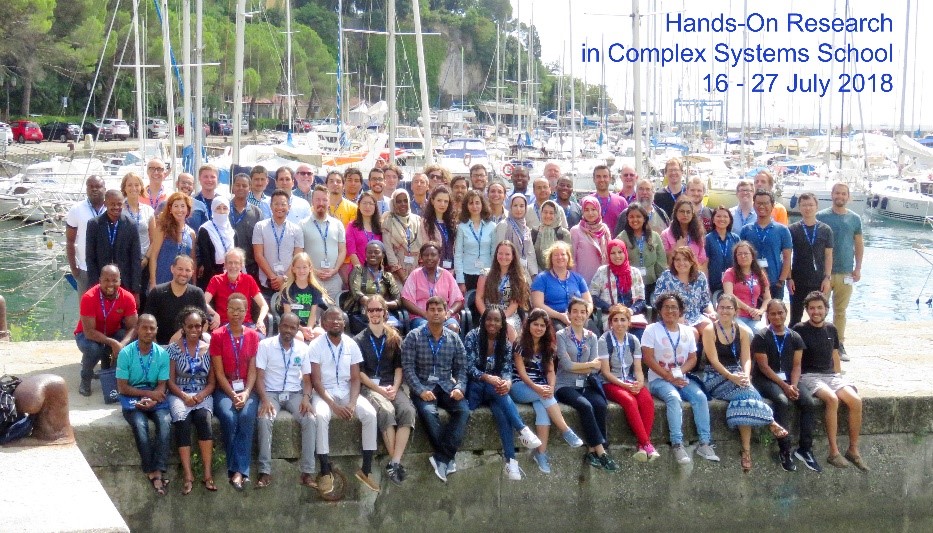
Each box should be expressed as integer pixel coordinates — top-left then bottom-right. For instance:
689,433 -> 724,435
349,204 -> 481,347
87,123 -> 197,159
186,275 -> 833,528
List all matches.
75,330 -> 123,382
411,385 -> 471,464
555,385 -> 608,448
649,378 -> 712,445
470,381 -> 526,460
509,380 -> 558,427
753,375 -> 817,452
122,406 -> 172,474
737,316 -> 761,330
214,391 -> 259,477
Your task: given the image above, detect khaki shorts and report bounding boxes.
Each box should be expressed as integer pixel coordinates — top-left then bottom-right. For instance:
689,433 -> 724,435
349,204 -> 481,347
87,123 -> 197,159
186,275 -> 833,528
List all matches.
799,373 -> 857,397
361,384 -> 417,431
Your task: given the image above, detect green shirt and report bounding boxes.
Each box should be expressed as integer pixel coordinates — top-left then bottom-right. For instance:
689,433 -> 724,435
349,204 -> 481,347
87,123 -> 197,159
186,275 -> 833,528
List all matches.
115,341 -> 170,388
816,208 -> 862,273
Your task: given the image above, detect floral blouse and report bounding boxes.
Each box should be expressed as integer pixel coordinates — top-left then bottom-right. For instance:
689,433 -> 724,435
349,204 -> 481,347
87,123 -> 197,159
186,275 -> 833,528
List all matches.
652,269 -> 712,326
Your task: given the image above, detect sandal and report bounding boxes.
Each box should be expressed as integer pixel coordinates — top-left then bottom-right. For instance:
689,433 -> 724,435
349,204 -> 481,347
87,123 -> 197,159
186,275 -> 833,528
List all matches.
256,473 -> 272,489
769,422 -> 789,440
182,478 -> 194,496
229,474 -> 244,491
740,449 -> 752,474
203,478 -> 218,492
149,476 -> 166,496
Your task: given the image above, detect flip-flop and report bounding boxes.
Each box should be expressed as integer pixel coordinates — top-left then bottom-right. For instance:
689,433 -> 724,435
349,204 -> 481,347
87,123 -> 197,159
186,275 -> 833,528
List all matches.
229,476 -> 244,491
203,478 -> 218,492
256,473 -> 272,488
149,477 -> 165,496
181,479 -> 194,495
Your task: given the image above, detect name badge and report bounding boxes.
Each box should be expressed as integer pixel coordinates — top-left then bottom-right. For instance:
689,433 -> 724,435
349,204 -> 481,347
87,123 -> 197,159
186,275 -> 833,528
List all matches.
290,303 -> 305,310
671,367 -> 684,379
638,267 -> 647,276
320,260 -> 331,269
776,371 -> 788,381
757,259 -> 768,268
278,392 -> 290,403
843,275 -> 854,285
372,378 -> 381,387
273,263 -> 285,275
404,255 -> 416,265
442,260 -> 453,269
427,374 -> 439,384
575,378 -> 586,388
232,379 -> 245,392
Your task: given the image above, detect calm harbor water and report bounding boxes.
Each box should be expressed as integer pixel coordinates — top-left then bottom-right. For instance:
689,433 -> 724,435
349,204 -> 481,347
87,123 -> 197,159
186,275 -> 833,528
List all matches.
1,213 -> 932,339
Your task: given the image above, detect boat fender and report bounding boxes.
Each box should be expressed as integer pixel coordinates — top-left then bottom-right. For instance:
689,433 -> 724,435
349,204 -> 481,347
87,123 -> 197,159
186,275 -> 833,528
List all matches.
502,163 -> 513,177
463,153 -> 472,167
705,140 -> 713,151
789,194 -> 798,209
880,197 -> 888,210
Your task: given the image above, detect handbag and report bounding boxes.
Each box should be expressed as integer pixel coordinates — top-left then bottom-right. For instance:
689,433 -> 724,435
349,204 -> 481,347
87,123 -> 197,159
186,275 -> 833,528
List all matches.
99,367 -> 119,404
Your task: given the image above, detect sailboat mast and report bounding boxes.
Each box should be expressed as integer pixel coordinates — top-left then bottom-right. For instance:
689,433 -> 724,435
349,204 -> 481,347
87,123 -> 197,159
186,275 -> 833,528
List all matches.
132,0 -> 145,156
632,0 -> 643,176
183,0 -> 192,149
495,23 -> 500,130
337,0 -> 345,148
517,0 -> 522,140
898,0 -> 911,135
194,0 -> 204,171
160,0 -> 178,174
411,0 -> 433,164
232,0 -> 246,166
286,0 -> 293,132
387,0 -> 397,164
568,0 -> 575,175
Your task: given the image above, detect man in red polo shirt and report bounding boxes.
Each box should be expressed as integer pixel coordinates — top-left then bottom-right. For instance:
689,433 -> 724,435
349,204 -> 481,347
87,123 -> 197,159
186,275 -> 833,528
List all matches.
75,264 -> 138,397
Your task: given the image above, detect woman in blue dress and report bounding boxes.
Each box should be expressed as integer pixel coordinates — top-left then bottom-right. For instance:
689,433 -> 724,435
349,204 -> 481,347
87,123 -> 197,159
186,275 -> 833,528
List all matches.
148,191 -> 197,288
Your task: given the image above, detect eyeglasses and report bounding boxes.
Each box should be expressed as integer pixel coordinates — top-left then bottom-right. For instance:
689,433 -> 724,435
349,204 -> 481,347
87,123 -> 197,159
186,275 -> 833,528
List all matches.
297,171 -> 313,175
718,306 -> 736,311
622,173 -> 636,177
366,308 -> 385,313
147,167 -> 166,172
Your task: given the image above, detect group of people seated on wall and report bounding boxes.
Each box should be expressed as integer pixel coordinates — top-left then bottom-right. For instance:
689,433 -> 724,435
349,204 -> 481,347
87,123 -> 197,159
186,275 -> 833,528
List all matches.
68,156 -> 868,496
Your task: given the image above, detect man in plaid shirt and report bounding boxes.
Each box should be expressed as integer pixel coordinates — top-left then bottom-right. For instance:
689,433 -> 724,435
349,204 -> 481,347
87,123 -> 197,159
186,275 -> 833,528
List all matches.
402,296 -> 470,482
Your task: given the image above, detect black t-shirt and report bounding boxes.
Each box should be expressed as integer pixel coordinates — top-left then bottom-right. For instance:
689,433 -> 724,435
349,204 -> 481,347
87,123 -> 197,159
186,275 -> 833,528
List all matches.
653,185 -> 685,219
788,221 -> 834,287
353,328 -> 402,385
751,327 -> 806,380
791,321 -> 839,374
284,284 -> 326,326
144,282 -> 208,345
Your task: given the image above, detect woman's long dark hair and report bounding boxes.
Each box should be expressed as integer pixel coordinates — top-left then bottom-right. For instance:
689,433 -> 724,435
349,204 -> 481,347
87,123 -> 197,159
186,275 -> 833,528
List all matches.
423,185 -> 456,240
477,305 -> 509,375
352,190 -> 383,234
482,241 -> 530,309
516,308 -> 556,374
669,197 -> 704,244
732,240 -> 767,286
620,204 -> 656,250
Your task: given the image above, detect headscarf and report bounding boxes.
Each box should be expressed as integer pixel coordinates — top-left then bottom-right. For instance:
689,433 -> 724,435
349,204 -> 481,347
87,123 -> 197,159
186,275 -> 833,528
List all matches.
534,200 -> 562,258
607,239 -> 633,295
386,189 -> 422,250
504,193 -> 530,256
201,196 -> 235,264
578,196 -> 610,262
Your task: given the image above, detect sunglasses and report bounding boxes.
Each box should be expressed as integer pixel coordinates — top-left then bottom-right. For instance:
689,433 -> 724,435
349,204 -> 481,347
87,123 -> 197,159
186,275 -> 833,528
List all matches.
297,171 -> 313,175
429,174 -> 443,179
366,308 -> 385,313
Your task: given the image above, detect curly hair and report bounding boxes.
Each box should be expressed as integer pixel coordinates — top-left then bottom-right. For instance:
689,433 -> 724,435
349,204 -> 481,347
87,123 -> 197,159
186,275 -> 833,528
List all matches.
156,191 -> 192,236
459,189 -> 491,223
516,308 -> 556,376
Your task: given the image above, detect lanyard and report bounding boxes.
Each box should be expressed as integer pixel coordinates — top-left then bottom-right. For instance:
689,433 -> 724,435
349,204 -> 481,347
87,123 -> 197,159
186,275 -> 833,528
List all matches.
231,205 -> 247,226
182,338 -> 202,374
228,330 -> 243,380
107,219 -> 120,247
803,223 -> 817,247
427,334 -> 445,375
507,218 -> 526,256
176,230 -> 190,258
87,200 -> 105,217
754,222 -> 772,247
369,333 -> 386,377
226,274 -> 240,293
327,339 -> 344,383
635,236 -> 646,267
622,192 -> 636,204
665,186 -> 682,204
663,325 -> 682,366
99,290 -> 117,322
211,221 -> 230,252
279,340 -> 294,390
596,194 -> 610,218
551,270 -> 572,304
611,333 -> 630,381
271,220 -> 287,261
366,267 -> 383,289
124,202 -> 141,225
717,234 -> 731,259
423,268 -> 439,297
498,274 -> 510,294
770,327 -> 787,359
568,327 -> 586,362
138,345 -> 154,381
146,187 -> 162,209
744,273 -> 757,294
606,270 -> 626,305
312,218 -> 330,261
468,221 -> 484,250
394,215 -> 416,251
717,321 -> 738,363
363,229 -> 376,242
435,221 -> 449,245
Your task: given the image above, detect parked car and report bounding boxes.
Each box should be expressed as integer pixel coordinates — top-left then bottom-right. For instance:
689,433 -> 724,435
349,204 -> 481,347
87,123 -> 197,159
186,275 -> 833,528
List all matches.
210,119 -> 233,136
146,118 -> 169,138
176,122 -> 211,137
0,122 -> 12,145
241,118 -> 249,135
83,121 -> 113,141
40,121 -> 81,143
100,118 -> 131,141
10,120 -> 43,143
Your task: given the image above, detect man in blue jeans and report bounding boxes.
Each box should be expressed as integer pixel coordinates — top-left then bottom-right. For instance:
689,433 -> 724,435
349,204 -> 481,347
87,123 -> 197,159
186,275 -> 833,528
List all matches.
74,264 -> 138,397
402,296 -> 471,482
115,314 -> 172,494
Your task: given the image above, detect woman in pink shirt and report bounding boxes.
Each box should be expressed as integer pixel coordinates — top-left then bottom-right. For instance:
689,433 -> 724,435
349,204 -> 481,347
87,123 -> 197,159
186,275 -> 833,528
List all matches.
722,240 -> 770,330
570,196 -> 611,282
346,191 -> 383,268
400,242 -> 465,332
661,197 -> 708,273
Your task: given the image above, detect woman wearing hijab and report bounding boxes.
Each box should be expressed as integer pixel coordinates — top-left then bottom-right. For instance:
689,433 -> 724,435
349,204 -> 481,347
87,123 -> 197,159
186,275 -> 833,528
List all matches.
589,240 -> 646,333
571,196 -> 611,282
196,196 -> 235,289
494,193 -> 540,277
382,189 -> 424,284
532,200 -> 571,272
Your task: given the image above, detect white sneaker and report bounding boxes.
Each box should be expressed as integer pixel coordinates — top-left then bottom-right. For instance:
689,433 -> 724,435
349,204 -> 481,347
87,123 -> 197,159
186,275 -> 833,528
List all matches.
504,458 -> 524,481
673,444 -> 692,464
695,443 -> 721,462
518,426 -> 543,449
447,459 -> 457,474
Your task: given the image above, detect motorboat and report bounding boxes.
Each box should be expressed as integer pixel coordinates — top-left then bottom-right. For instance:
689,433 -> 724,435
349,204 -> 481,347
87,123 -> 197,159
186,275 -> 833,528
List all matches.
866,177 -> 933,224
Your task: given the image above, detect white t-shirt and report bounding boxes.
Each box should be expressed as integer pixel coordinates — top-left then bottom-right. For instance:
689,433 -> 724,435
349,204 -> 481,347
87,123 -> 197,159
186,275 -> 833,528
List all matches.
285,196 -> 312,226
251,218 -> 304,286
256,336 -> 312,392
124,202 -> 156,256
640,322 -> 697,382
66,200 -> 106,271
308,334 -> 363,399
300,215 -> 346,270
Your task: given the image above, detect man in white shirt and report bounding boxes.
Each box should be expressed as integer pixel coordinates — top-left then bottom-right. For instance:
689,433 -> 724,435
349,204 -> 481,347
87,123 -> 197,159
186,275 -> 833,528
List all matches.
729,180 -> 757,229
300,186 -> 347,300
309,307 -> 380,494
272,167 -> 312,225
66,175 -> 107,295
255,313 -> 317,489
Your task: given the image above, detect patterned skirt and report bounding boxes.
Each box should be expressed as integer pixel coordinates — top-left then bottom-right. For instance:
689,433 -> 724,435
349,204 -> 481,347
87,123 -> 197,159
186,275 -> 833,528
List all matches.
702,366 -> 774,429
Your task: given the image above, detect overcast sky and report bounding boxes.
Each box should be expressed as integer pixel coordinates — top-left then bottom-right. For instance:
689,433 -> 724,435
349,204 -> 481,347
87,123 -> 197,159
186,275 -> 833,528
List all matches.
511,0 -> 931,131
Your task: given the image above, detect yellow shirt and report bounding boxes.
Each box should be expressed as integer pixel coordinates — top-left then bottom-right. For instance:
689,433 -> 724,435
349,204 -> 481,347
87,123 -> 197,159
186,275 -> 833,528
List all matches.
329,198 -> 358,228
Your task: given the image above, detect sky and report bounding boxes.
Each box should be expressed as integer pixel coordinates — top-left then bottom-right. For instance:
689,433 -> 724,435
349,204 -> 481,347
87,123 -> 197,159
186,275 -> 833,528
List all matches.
511,0 -> 932,131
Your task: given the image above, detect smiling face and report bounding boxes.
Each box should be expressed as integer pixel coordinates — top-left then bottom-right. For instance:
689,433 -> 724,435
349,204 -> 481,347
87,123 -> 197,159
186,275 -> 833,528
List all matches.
556,178 -> 573,201
105,193 -> 123,221
673,253 -> 692,276
99,267 -> 121,298
484,310 -> 503,337
568,301 -> 589,327
278,314 -> 299,345
322,309 -> 346,336
431,192 -> 450,215
276,171 -> 295,192
509,196 -> 527,218
609,245 -> 626,265
291,257 -> 311,280
609,313 -> 630,336
451,178 -> 468,200
664,162 -> 683,188
183,313 -> 205,342
754,172 -> 772,192
270,194 -> 289,221
766,302 -> 787,328
831,184 -> 850,208
716,297 -> 736,320
806,299 -> 827,326
393,193 -> 410,216
359,196 -> 376,218
467,195 -> 482,217
713,208 -> 731,230
123,176 -> 143,199
620,168 -> 637,189
137,316 -> 158,344
412,174 -> 429,196
368,171 -> 385,195
550,247 -> 569,270
495,242 -> 514,269
232,176 -> 250,200
687,181 -> 705,204
659,297 -> 682,324
171,257 -> 194,285
636,181 -> 654,203
627,208 -> 645,231
296,166 -> 315,191
582,203 -> 600,223
533,180 -> 551,203
529,317 -> 548,340
487,184 -> 505,207
512,170 -> 529,191
470,168 -> 488,190
798,196 -> 818,218
383,168 -> 399,190
224,253 -> 244,275
593,168 -> 611,192
420,245 -> 440,269
177,174 -> 195,195
541,204 -> 557,226
754,194 -> 774,218
365,242 -> 384,267
199,168 -> 219,194
170,199 -> 189,222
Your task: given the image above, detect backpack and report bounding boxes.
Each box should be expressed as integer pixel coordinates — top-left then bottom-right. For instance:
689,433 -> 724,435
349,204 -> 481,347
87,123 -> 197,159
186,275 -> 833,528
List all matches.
0,375 -> 32,444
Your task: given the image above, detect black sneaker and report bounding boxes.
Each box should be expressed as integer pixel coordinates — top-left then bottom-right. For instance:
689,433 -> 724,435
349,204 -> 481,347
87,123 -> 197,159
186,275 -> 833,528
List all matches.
780,450 -> 797,472
396,464 -> 408,481
585,452 -> 601,468
79,380 -> 91,397
794,449 -> 822,473
598,453 -> 620,473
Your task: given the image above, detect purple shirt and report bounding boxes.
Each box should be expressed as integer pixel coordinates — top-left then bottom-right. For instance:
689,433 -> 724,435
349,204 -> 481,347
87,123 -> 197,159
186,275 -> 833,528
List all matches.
586,192 -> 628,234
345,223 -> 383,265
